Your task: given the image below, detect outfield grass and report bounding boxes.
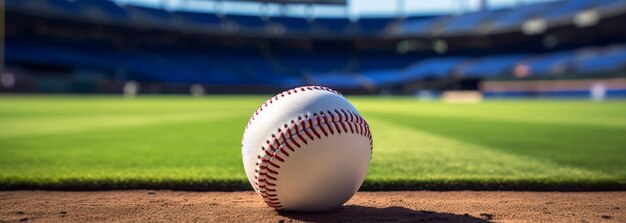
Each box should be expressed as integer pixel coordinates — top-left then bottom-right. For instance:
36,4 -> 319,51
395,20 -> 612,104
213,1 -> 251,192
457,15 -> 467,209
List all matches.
1,95 -> 625,190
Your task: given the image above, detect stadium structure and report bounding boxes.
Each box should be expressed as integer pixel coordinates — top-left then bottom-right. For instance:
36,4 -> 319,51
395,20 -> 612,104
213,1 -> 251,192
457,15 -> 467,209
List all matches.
3,0 -> 626,98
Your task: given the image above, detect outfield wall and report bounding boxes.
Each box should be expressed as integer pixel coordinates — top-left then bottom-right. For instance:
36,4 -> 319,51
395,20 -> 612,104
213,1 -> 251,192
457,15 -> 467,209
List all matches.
481,78 -> 626,99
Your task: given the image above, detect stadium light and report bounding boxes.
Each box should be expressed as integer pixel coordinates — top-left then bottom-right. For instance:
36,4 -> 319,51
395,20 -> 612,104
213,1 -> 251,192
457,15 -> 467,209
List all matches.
574,9 -> 599,28
522,18 -> 546,35
396,40 -> 421,54
432,39 -> 448,54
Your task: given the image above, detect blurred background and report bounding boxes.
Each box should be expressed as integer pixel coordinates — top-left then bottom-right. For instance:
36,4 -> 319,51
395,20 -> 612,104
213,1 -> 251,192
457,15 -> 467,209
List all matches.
2,0 -> 625,99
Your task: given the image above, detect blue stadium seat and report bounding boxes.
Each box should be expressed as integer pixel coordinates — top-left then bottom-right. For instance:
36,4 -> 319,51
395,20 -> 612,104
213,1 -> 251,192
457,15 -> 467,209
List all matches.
125,5 -> 172,24
6,41 -> 122,72
404,57 -> 468,78
574,44 -> 626,73
4,41 -> 256,85
76,0 -> 129,20
542,0 -> 602,21
460,54 -> 527,77
165,53 -> 244,84
270,17 -> 312,32
311,73 -> 363,88
521,51 -> 577,76
47,0 -> 81,14
358,55 -> 416,71
397,17 -> 440,35
5,0 -> 46,11
226,15 -> 266,29
490,1 -> 561,30
361,70 -> 404,85
172,11 -> 221,26
314,18 -> 353,33
440,10 -> 505,34
598,0 -> 626,11
358,18 -> 394,34
278,55 -> 350,73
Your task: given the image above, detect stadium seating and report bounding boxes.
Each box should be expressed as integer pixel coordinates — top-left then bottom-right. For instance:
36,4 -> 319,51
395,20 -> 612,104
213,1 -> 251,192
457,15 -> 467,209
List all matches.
357,55 -> 416,71
574,44 -> 626,73
310,73 -> 363,88
543,0 -> 602,22
357,18 -> 394,34
77,0 -> 129,20
6,37 -> 626,88
404,57 -> 468,78
172,11 -> 221,26
360,70 -> 404,86
489,1 -> 561,30
225,15 -> 266,29
279,55 -> 351,73
397,17 -> 441,35
4,0 -> 626,91
47,0 -> 81,14
8,0 -> 626,37
269,17 -> 312,32
313,17 -> 354,33
459,55 -> 527,77
439,10 -> 505,34
519,51 -> 576,76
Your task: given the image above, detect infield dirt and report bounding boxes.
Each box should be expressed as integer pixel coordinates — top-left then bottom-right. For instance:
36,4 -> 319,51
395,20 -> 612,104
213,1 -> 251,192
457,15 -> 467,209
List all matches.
1,191 -> 624,222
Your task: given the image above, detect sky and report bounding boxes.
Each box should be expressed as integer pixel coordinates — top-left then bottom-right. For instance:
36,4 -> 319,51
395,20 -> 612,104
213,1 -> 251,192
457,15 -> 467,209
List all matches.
114,0 -> 557,18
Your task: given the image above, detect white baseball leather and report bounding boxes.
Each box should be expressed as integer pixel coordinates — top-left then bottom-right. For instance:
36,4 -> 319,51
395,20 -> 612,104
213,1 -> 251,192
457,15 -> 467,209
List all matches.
242,86 -> 373,212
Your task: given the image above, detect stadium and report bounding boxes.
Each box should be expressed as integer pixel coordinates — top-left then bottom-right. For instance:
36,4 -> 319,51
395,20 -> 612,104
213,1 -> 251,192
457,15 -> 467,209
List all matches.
1,0 -> 626,222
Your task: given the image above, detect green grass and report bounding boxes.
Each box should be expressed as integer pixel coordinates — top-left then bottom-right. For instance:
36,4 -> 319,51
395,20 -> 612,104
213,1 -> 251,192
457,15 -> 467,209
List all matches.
1,95 -> 625,190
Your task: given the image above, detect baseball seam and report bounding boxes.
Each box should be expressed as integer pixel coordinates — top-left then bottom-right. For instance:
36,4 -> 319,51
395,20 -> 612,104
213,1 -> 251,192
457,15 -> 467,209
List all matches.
252,108 -> 372,209
244,86 -> 343,130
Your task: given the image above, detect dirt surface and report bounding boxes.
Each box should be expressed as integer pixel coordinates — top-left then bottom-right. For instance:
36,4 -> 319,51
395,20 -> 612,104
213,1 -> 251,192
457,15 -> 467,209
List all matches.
0,191 -> 624,222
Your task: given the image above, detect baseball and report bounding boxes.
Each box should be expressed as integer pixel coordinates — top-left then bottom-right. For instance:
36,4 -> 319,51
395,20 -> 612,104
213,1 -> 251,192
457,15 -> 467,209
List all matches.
241,86 -> 373,212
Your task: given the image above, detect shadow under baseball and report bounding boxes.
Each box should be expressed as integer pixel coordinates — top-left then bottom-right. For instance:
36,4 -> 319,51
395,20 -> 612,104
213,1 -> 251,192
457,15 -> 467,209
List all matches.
278,205 -> 492,223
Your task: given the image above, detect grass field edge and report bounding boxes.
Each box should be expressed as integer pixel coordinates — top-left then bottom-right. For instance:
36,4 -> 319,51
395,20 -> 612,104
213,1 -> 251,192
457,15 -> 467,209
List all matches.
1,179 -> 626,191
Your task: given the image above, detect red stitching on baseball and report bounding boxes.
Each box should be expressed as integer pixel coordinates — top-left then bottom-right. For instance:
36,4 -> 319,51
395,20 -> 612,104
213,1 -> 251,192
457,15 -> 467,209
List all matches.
322,112 -> 333,135
244,86 -> 343,130
327,111 -> 339,134
273,154 -> 285,162
294,119 -> 308,144
279,146 -> 290,157
315,114 -> 329,136
284,139 -> 295,152
263,148 -> 273,157
268,161 -> 281,168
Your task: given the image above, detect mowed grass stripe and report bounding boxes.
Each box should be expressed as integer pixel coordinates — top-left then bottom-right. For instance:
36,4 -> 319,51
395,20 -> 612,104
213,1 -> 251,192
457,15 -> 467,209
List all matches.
0,112 -> 242,138
366,112 -> 626,179
0,96 -> 625,190
366,118 -> 613,180
363,119 -> 624,190
354,98 -> 626,128
0,115 -> 249,190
